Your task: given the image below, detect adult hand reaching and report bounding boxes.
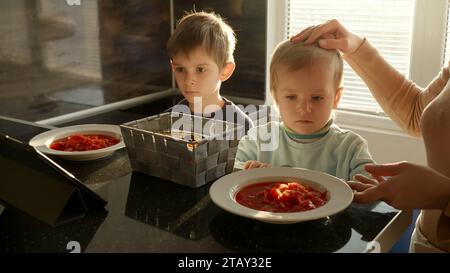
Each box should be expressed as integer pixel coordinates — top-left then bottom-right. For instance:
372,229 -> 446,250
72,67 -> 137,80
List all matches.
348,162 -> 450,210
290,19 -> 364,54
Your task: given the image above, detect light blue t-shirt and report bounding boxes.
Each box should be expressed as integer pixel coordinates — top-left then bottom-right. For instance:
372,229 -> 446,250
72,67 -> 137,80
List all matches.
234,121 -> 375,181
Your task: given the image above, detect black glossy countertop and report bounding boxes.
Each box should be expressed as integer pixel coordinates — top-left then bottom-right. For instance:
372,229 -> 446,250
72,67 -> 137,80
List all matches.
0,97 -> 404,253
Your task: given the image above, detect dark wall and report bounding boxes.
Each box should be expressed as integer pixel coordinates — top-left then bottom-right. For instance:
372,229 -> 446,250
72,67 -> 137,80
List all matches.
98,0 -> 172,90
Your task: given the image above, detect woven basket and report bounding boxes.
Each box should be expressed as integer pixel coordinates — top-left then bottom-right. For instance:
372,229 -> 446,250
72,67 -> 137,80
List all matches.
120,112 -> 243,188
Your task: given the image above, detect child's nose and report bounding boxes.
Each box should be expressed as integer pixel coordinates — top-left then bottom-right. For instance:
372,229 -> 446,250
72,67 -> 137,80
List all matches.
185,73 -> 196,86
296,100 -> 311,113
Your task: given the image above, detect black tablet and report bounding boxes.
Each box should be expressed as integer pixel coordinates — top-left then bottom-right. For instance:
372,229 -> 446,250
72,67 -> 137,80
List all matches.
0,133 -> 107,226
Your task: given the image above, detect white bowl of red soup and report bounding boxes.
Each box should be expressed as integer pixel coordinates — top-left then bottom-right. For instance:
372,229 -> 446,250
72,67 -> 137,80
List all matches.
209,167 -> 353,224
29,124 -> 125,161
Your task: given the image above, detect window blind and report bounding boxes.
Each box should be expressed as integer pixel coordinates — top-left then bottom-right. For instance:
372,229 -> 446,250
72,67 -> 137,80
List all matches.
287,0 -> 415,115
444,0 -> 450,65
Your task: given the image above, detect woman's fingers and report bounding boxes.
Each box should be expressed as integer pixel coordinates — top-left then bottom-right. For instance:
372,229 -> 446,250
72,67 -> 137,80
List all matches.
364,162 -> 405,177
304,20 -> 339,44
291,26 -> 316,42
373,175 -> 387,183
317,38 -> 348,51
352,172 -> 392,204
292,19 -> 363,53
353,182 -> 389,204
347,181 -> 374,192
353,174 -> 379,186
320,33 -> 336,40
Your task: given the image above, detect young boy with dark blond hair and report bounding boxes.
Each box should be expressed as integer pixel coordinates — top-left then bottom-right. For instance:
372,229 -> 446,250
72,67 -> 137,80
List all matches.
166,11 -> 253,133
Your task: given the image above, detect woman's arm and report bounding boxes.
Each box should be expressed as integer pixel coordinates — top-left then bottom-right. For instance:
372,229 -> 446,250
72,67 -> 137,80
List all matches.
345,40 -> 450,137
421,80 -> 450,176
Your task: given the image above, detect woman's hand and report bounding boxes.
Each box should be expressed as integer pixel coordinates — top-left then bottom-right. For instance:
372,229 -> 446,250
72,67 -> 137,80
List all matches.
348,162 -> 450,210
244,160 -> 271,169
290,19 -> 364,54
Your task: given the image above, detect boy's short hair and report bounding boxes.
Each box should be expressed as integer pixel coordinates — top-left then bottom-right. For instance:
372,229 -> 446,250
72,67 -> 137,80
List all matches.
270,40 -> 344,93
166,11 -> 236,69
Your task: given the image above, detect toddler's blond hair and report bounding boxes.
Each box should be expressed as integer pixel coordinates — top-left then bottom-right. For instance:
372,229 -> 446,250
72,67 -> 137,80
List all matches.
270,40 -> 344,94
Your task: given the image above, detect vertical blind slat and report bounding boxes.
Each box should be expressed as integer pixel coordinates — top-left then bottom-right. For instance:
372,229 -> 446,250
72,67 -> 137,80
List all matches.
444,0 -> 450,65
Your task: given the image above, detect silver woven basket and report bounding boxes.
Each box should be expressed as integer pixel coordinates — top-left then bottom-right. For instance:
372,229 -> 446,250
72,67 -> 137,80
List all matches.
120,112 -> 243,188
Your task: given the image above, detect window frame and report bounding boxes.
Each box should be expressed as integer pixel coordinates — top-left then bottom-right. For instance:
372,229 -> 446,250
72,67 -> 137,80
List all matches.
266,0 -> 449,135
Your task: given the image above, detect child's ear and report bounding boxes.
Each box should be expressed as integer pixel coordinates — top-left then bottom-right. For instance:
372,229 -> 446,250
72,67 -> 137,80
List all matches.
219,62 -> 236,81
271,91 -> 279,105
333,87 -> 343,108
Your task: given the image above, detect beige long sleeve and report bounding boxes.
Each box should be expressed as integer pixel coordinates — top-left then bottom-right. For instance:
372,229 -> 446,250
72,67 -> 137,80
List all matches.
343,38 -> 450,137
345,39 -> 450,252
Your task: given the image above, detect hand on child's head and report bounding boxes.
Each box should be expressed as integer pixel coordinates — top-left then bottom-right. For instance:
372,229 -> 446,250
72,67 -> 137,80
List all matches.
244,160 -> 271,169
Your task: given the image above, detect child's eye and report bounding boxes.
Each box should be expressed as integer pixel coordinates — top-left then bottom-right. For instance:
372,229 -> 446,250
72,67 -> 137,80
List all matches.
196,67 -> 206,73
312,96 -> 324,101
174,67 -> 184,73
285,95 -> 296,100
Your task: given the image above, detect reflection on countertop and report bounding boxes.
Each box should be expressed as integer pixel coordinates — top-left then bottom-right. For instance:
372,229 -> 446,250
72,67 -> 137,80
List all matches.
125,172 -> 219,241
0,168 -> 398,253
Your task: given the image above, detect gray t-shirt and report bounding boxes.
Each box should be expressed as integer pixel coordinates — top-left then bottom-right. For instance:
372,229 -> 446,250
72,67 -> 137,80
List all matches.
169,97 -> 254,136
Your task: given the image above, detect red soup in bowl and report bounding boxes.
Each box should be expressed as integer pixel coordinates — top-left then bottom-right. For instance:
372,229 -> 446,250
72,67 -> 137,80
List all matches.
236,181 -> 328,213
49,134 -> 120,152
